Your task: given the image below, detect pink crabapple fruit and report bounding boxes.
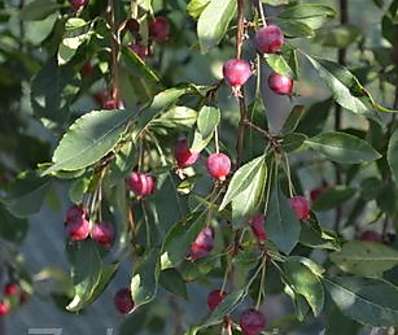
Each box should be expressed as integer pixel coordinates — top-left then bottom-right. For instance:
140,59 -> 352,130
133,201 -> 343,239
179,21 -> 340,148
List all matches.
128,172 -> 156,198
207,289 -> 226,311
248,214 -> 267,242
223,59 -> 252,95
289,196 -> 310,221
240,308 -> 267,335
0,301 -> 10,317
255,25 -> 284,54
91,222 -> 114,248
268,73 -> 294,96
129,43 -> 149,59
114,288 -> 135,314
190,226 -> 215,261
4,283 -> 20,297
65,205 -> 87,223
126,18 -> 140,35
175,138 -> 199,169
69,0 -> 87,11
149,17 -> 170,42
206,153 -> 232,181
360,230 -> 383,243
65,217 -> 90,241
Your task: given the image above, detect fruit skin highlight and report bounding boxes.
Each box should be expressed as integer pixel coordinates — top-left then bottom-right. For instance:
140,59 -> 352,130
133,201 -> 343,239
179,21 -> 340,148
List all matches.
69,0 -> 87,11
92,222 -> 114,248
190,226 -> 215,260
114,288 -> 135,314
128,172 -> 156,198
268,73 -> 294,96
240,308 -> 267,335
255,25 -> 284,54
175,138 -> 199,169
149,17 -> 170,42
206,153 -> 232,181
289,196 -> 310,220
223,59 -> 252,92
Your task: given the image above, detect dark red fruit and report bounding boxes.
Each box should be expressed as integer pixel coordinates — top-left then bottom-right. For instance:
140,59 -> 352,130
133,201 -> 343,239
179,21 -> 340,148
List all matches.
268,73 -> 294,96
255,25 -> 284,54
91,222 -> 114,248
0,301 -> 10,316
65,217 -> 90,241
149,17 -> 170,42
69,0 -> 87,11
190,226 -> 215,260
240,308 -> 266,335
360,230 -> 383,243
175,138 -> 199,169
4,283 -> 19,297
114,288 -> 135,314
66,205 -> 87,223
223,59 -> 252,90
248,214 -> 267,242
126,18 -> 140,35
206,153 -> 231,181
207,289 -> 226,311
289,196 -> 310,221
129,43 -> 148,59
80,62 -> 93,77
128,172 -> 156,198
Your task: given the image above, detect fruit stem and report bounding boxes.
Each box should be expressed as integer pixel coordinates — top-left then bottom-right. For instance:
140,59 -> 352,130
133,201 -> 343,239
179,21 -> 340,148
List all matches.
235,0 -> 249,167
334,0 -> 348,232
108,0 -> 121,101
215,127 -> 220,154
257,0 -> 267,27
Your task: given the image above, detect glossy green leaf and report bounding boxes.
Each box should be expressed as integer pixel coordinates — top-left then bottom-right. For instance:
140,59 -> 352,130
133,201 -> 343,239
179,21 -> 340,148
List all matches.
43,109 -> 133,174
197,106 -> 221,139
20,0 -> 62,21
187,0 -> 211,19
197,0 -> 237,53
281,105 -> 306,135
330,241 -> 398,277
284,257 -> 325,316
266,180 -> 301,254
387,129 -> 398,184
305,132 -> 381,164
326,276 -> 398,326
1,173 -> 51,217
159,268 -> 188,299
131,248 -> 160,308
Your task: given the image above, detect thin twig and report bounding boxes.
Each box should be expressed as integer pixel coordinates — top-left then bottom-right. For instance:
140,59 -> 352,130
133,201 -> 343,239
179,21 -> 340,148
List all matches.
108,0 -> 120,101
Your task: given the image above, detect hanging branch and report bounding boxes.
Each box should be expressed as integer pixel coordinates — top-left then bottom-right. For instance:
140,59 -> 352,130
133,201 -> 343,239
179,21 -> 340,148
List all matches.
235,0 -> 248,167
108,0 -> 121,101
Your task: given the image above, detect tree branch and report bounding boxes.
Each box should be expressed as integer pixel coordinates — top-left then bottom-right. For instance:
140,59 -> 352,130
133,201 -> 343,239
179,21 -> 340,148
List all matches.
108,0 -> 120,101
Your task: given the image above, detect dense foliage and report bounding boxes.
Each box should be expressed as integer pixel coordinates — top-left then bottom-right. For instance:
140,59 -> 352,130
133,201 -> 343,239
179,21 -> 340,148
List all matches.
1,0 -> 398,334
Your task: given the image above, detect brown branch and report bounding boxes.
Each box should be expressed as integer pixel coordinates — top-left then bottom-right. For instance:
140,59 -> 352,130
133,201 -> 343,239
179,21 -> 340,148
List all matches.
108,0 -> 120,101
235,0 -> 248,167
334,0 -> 348,232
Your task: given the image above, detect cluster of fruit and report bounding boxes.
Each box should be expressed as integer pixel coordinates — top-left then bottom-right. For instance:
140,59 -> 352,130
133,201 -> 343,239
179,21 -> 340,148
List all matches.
0,283 -> 28,317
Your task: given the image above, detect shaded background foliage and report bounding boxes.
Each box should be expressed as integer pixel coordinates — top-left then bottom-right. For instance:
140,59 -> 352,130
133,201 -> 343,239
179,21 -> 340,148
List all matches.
0,0 -> 398,334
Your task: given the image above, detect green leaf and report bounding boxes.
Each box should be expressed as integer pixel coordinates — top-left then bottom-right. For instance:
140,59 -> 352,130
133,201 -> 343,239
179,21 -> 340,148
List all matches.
161,211 -> 207,269
305,132 -> 381,164
388,129 -> 398,184
312,186 -> 356,211
281,133 -> 307,153
325,276 -> 398,326
330,241 -> 398,277
316,25 -> 361,49
187,0 -> 211,19
197,0 -> 237,53
304,55 -> 395,120
220,155 -> 266,210
278,4 -> 336,30
266,179 -> 301,254
197,106 -> 221,139
231,158 -> 268,223
325,302 -> 361,335
281,105 -> 306,135
159,268 -> 188,299
264,54 -> 294,78
262,0 -> 289,5
284,257 -> 325,316
151,106 -> 198,129
20,0 -> 62,21
274,18 -> 314,38
43,109 -> 133,175
0,204 -> 28,244
58,18 -> 93,66
66,241 -> 118,312
131,248 -> 160,308
1,173 -> 51,217
122,46 -> 161,84
138,86 -> 199,135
